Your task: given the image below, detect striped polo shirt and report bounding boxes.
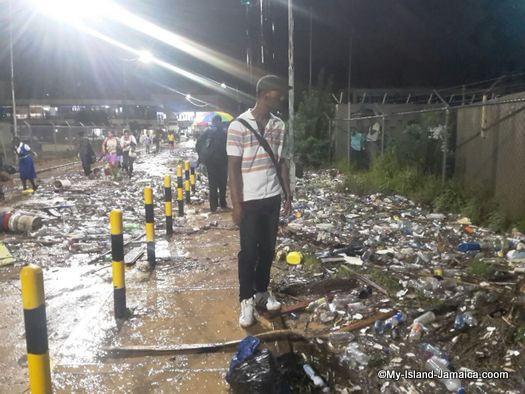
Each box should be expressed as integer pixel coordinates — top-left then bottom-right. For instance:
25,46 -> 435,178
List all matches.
227,109 -> 288,202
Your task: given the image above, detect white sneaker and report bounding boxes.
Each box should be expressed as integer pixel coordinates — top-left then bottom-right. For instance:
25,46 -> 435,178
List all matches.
239,297 -> 255,328
255,291 -> 281,311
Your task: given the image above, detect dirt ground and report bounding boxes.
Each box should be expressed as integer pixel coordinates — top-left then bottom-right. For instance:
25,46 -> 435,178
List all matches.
0,142 -> 277,393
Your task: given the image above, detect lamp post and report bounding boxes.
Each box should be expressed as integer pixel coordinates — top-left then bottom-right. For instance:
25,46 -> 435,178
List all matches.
9,0 -> 18,136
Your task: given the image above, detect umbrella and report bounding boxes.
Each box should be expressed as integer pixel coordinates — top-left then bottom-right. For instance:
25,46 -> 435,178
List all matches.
195,111 -> 234,126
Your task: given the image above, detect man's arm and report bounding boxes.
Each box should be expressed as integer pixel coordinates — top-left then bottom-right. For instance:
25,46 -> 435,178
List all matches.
228,155 -> 243,225
280,158 -> 292,216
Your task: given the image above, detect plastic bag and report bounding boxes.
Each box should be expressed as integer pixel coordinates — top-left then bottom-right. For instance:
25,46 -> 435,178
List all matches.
226,348 -> 281,394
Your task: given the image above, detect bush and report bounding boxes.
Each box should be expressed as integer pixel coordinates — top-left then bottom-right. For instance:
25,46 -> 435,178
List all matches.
339,153 -> 510,232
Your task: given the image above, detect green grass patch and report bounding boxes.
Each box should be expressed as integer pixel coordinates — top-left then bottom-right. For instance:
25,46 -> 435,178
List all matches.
467,258 -> 497,279
338,152 -> 511,232
303,254 -> 322,273
513,326 -> 525,344
366,267 -> 403,293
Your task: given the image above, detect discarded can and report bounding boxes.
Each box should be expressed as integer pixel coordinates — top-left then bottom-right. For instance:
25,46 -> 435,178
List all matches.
286,251 -> 303,265
54,179 -> 72,189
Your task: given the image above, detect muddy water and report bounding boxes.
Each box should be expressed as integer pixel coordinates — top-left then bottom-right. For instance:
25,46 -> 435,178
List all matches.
0,142 -> 260,393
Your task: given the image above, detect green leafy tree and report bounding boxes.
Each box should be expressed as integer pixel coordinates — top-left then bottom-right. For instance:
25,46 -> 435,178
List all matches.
294,71 -> 335,167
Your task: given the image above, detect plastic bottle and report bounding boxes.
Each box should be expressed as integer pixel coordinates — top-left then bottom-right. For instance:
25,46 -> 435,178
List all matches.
408,322 -> 424,341
457,242 -> 481,253
414,311 -> 436,325
374,320 -> 385,335
425,356 -> 465,393
303,363 -> 325,387
454,313 -> 465,330
385,312 -> 404,329
420,343 -> 448,361
344,343 -> 370,366
463,312 -> 478,327
306,297 -> 327,312
331,294 -> 358,309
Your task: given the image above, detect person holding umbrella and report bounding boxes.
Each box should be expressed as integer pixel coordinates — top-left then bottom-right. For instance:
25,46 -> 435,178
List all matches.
13,136 -> 38,191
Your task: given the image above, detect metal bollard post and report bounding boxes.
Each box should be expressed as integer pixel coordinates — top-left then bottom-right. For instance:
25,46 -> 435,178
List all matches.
20,264 -> 52,394
110,210 -> 127,319
190,166 -> 196,193
164,175 -> 173,235
184,160 -> 191,204
144,186 -> 156,267
176,165 -> 184,217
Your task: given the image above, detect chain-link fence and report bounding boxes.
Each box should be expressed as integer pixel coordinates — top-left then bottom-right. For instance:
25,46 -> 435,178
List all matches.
333,95 -> 525,219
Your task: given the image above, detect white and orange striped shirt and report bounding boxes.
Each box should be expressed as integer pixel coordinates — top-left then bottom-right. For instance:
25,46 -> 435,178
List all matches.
227,109 -> 289,202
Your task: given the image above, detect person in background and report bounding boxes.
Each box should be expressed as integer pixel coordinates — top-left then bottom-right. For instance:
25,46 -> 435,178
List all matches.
167,130 -> 175,154
143,131 -> 152,154
116,130 -> 124,168
350,126 -> 366,170
78,130 -> 96,177
227,75 -> 292,328
366,120 -> 381,168
102,130 -> 120,179
154,129 -> 161,154
196,115 -> 228,212
13,136 -> 38,191
120,130 -> 137,177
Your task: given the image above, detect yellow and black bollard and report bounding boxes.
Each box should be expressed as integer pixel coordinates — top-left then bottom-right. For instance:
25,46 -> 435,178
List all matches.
184,160 -> 191,204
176,164 -> 184,217
164,175 -> 173,235
20,264 -> 52,394
190,165 -> 196,193
144,186 -> 156,267
110,209 -> 127,319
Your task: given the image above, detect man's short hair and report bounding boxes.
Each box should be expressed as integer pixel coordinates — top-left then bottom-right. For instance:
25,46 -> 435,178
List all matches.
256,74 -> 288,96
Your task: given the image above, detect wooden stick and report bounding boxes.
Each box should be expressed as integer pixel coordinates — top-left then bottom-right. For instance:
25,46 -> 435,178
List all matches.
102,329 -> 309,358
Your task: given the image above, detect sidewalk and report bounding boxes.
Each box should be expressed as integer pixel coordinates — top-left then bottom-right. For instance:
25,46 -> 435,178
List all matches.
52,207 -> 251,393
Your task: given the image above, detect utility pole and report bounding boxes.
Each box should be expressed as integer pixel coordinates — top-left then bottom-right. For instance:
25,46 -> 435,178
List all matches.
9,0 -> 18,136
288,0 -> 295,190
308,1 -> 313,89
288,0 -> 294,156
347,35 -> 352,164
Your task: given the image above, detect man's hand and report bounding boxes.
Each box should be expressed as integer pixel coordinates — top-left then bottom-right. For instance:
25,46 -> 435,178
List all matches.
232,203 -> 243,226
282,196 -> 292,217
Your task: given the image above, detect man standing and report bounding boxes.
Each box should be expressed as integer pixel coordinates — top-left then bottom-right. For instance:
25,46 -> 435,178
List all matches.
196,115 -> 228,212
77,131 -> 95,177
227,75 -> 292,328
120,130 -> 137,177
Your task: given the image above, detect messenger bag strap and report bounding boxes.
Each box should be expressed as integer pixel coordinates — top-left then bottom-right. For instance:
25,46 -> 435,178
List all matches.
235,118 -> 288,200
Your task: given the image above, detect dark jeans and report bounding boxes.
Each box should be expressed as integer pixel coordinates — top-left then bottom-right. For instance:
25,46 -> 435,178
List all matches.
207,160 -> 227,211
122,151 -> 135,176
80,155 -> 92,176
238,195 -> 281,301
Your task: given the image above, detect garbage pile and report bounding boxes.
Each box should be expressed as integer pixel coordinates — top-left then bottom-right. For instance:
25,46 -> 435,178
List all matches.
1,151 -> 208,268
272,171 -> 525,393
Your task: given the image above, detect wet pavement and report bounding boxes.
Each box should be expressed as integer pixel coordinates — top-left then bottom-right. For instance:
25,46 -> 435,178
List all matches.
0,140 -> 256,393
2,139 -> 524,393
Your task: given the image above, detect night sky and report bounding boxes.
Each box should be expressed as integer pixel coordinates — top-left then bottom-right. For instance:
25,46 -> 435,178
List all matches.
1,0 -> 524,100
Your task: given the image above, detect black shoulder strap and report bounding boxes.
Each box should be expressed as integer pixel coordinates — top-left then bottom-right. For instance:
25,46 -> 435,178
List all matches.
235,118 -> 288,199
